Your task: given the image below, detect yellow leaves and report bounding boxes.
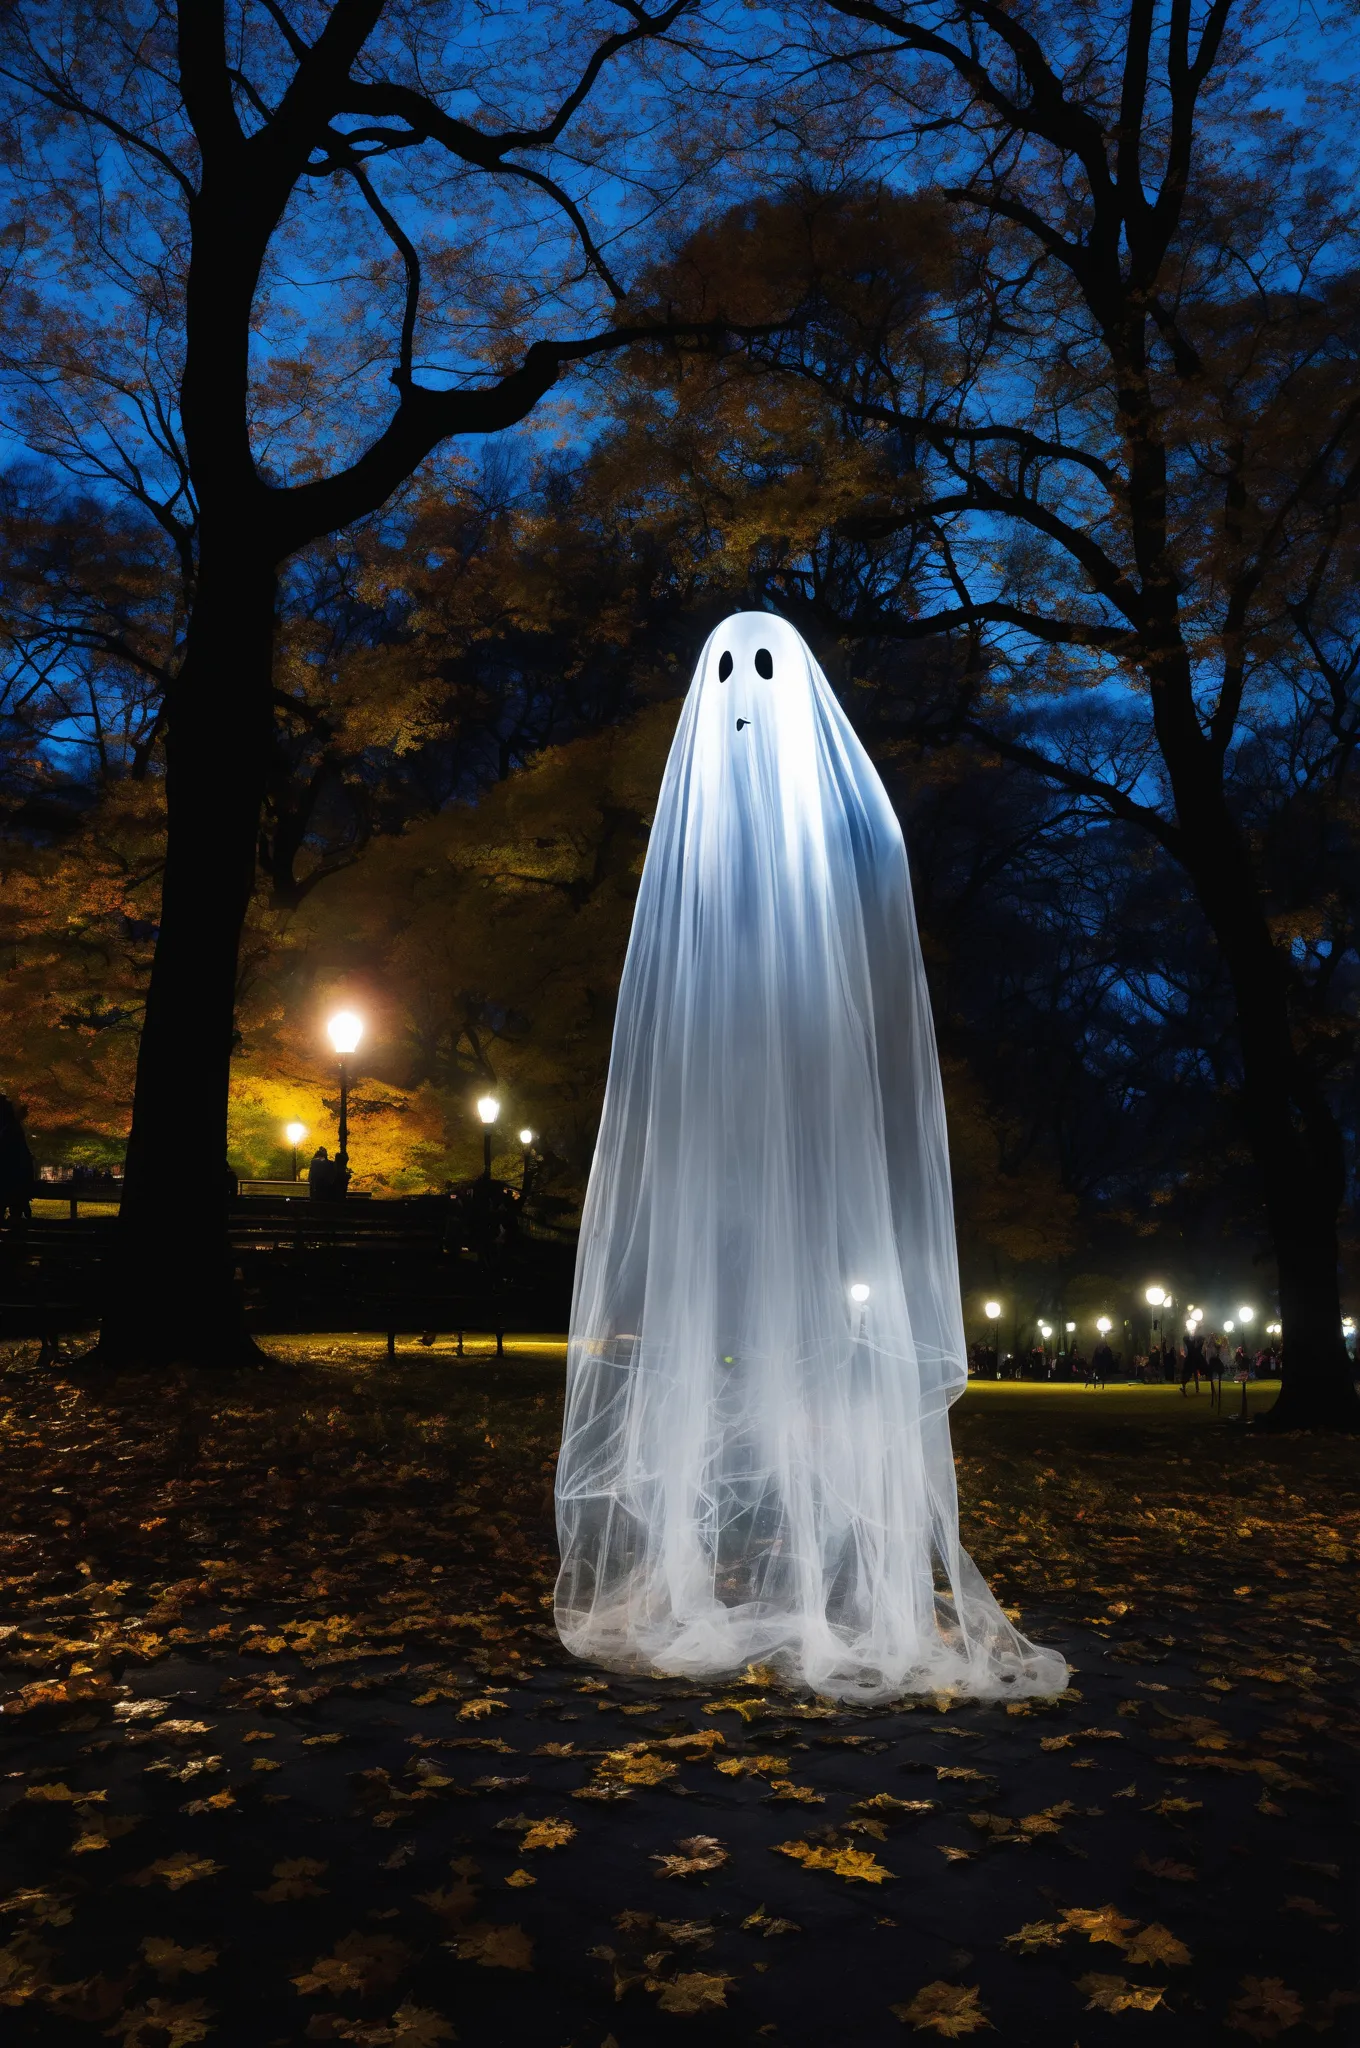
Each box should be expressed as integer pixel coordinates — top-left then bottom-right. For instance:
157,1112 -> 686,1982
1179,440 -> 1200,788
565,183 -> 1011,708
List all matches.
293,1933 -> 414,1996
1004,1908 -> 1190,1973
891,1982 -> 992,2034
741,1908 -> 801,1937
1039,1734 -> 1073,1750
1143,1797 -> 1202,1819
0,1889 -> 72,1927
593,1750 -> 679,1789
140,1938 -> 219,1979
105,1998 -> 215,2046
935,1767 -> 993,1784
457,1696 -> 510,1721
1134,1853 -> 1197,1882
714,1753 -> 790,1779
936,1846 -> 973,1863
967,1800 -> 1077,1843
256,1858 -> 329,1902
24,1781 -> 99,1803
1077,1975 -> 1166,2014
647,1970 -> 733,2013
701,1696 -> 771,1723
1060,1905 -> 1140,1946
1002,1920 -> 1065,1954
127,1853 -> 221,1892
763,1782 -> 825,1805
69,1811 -> 140,1855
0,1931 -> 56,2006
1123,1925 -> 1192,1968
773,1839 -> 894,1884
850,1794 -> 940,1820
503,1869 -> 536,1888
309,2007 -> 455,2045
450,1924 -> 534,1970
518,1818 -> 576,1852
651,1836 -> 728,1879
251,1757 -> 282,1772
1225,1978 -> 1307,2040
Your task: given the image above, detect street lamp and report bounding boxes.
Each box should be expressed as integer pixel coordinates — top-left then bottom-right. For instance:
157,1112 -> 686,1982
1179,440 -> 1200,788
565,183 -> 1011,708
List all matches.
518,1127 -> 535,1194
1237,1306 -> 1254,1326
476,1094 -> 500,1184
1096,1316 -> 1112,1335
326,1010 -> 363,1190
285,1121 -> 307,1181
984,1299 -> 1002,1375
1224,1319 -> 1235,1334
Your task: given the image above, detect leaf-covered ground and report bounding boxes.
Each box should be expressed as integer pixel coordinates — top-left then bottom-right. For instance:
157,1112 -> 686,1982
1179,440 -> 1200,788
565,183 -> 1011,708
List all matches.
1,1339 -> 1356,2046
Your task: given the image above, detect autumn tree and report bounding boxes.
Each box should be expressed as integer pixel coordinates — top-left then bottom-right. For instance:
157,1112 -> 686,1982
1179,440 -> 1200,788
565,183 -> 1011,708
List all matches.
614,9 -> 1360,1424
0,0 -> 770,1364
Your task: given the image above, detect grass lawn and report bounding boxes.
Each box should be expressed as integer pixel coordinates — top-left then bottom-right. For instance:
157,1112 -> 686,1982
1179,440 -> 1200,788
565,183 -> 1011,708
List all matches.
0,1335 -> 1355,2046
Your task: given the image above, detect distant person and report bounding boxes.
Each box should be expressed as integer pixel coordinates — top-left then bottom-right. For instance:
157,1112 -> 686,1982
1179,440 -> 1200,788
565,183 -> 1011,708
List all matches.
1090,1338 -> 1113,1388
0,1094 -> 34,1226
225,1159 -> 239,1199
1204,1332 -> 1226,1407
1182,1328 -> 1205,1396
308,1145 -> 337,1199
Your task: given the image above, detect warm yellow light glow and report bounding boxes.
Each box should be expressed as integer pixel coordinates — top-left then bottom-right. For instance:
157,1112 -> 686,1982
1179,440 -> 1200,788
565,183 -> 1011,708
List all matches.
1237,1306 -> 1254,1323
1039,1323 -> 1052,1338
984,1300 -> 1001,1320
476,1095 -> 500,1126
849,1283 -> 871,1304
285,1121 -> 307,1147
1145,1284 -> 1165,1306
1065,1321 -> 1076,1333
327,1010 -> 363,1055
518,1127 -> 535,1146
1096,1316 -> 1112,1334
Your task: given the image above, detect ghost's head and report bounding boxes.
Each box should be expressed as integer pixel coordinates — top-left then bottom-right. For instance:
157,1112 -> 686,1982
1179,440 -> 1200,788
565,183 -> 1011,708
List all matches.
699,613 -> 812,720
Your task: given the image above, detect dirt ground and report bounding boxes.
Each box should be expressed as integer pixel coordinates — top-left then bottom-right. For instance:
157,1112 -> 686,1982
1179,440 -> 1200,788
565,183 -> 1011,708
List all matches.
0,1338 -> 1355,2046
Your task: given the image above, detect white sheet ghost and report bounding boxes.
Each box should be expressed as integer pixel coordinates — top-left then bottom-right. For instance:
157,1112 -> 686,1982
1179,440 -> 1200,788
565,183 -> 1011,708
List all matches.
554,613 -> 1067,1700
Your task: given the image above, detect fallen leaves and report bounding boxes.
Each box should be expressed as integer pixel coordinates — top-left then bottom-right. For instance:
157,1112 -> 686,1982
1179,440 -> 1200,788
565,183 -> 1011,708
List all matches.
651,1836 -> 728,1879
646,1970 -> 733,2013
1077,1974 -> 1166,2014
105,1998 -> 215,2046
1002,1906 -> 1190,1973
256,1857 -> 329,1902
449,1924 -> 534,1970
518,1818 -> 576,1852
140,1937 -> 219,1978
891,1982 -> 992,2034
773,1838 -> 894,1884
127,1854 -> 221,1892
293,1934 -> 414,1996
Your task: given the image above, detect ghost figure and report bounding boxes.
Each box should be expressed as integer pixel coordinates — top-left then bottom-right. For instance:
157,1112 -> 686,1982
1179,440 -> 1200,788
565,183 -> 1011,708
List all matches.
554,614 -> 1066,1701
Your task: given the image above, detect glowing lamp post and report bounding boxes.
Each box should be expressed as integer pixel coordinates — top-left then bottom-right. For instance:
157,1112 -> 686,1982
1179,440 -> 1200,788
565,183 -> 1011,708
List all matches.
1096,1316 -> 1112,1335
984,1299 -> 1001,1375
1145,1283 -> 1166,1348
518,1127 -> 535,1195
326,1010 -> 363,1189
477,1094 -> 500,1185
285,1121 -> 308,1181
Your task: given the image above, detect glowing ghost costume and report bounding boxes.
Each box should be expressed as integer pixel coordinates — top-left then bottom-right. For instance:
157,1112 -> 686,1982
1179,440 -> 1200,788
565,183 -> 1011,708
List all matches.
555,613 -> 1066,1701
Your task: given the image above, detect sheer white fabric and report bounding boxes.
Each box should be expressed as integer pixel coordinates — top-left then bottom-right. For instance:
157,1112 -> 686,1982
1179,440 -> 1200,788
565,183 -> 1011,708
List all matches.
555,614 -> 1067,1702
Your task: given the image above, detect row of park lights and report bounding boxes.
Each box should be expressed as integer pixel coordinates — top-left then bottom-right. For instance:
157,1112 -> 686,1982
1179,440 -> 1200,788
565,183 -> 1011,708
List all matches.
276,1012 -> 535,1188
981,1288 -> 1278,1342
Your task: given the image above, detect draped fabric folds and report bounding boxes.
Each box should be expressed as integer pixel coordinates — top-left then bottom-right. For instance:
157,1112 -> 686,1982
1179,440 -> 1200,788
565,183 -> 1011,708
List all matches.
555,614 -> 1067,1702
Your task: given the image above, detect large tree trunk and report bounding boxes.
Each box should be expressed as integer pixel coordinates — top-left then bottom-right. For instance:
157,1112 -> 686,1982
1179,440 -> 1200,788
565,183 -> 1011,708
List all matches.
1176,803 -> 1359,1430
91,547 -> 277,1368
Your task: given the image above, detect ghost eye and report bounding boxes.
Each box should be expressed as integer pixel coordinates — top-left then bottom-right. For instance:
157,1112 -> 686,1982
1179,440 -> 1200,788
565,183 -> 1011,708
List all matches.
754,647 -> 773,679
718,650 -> 733,681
